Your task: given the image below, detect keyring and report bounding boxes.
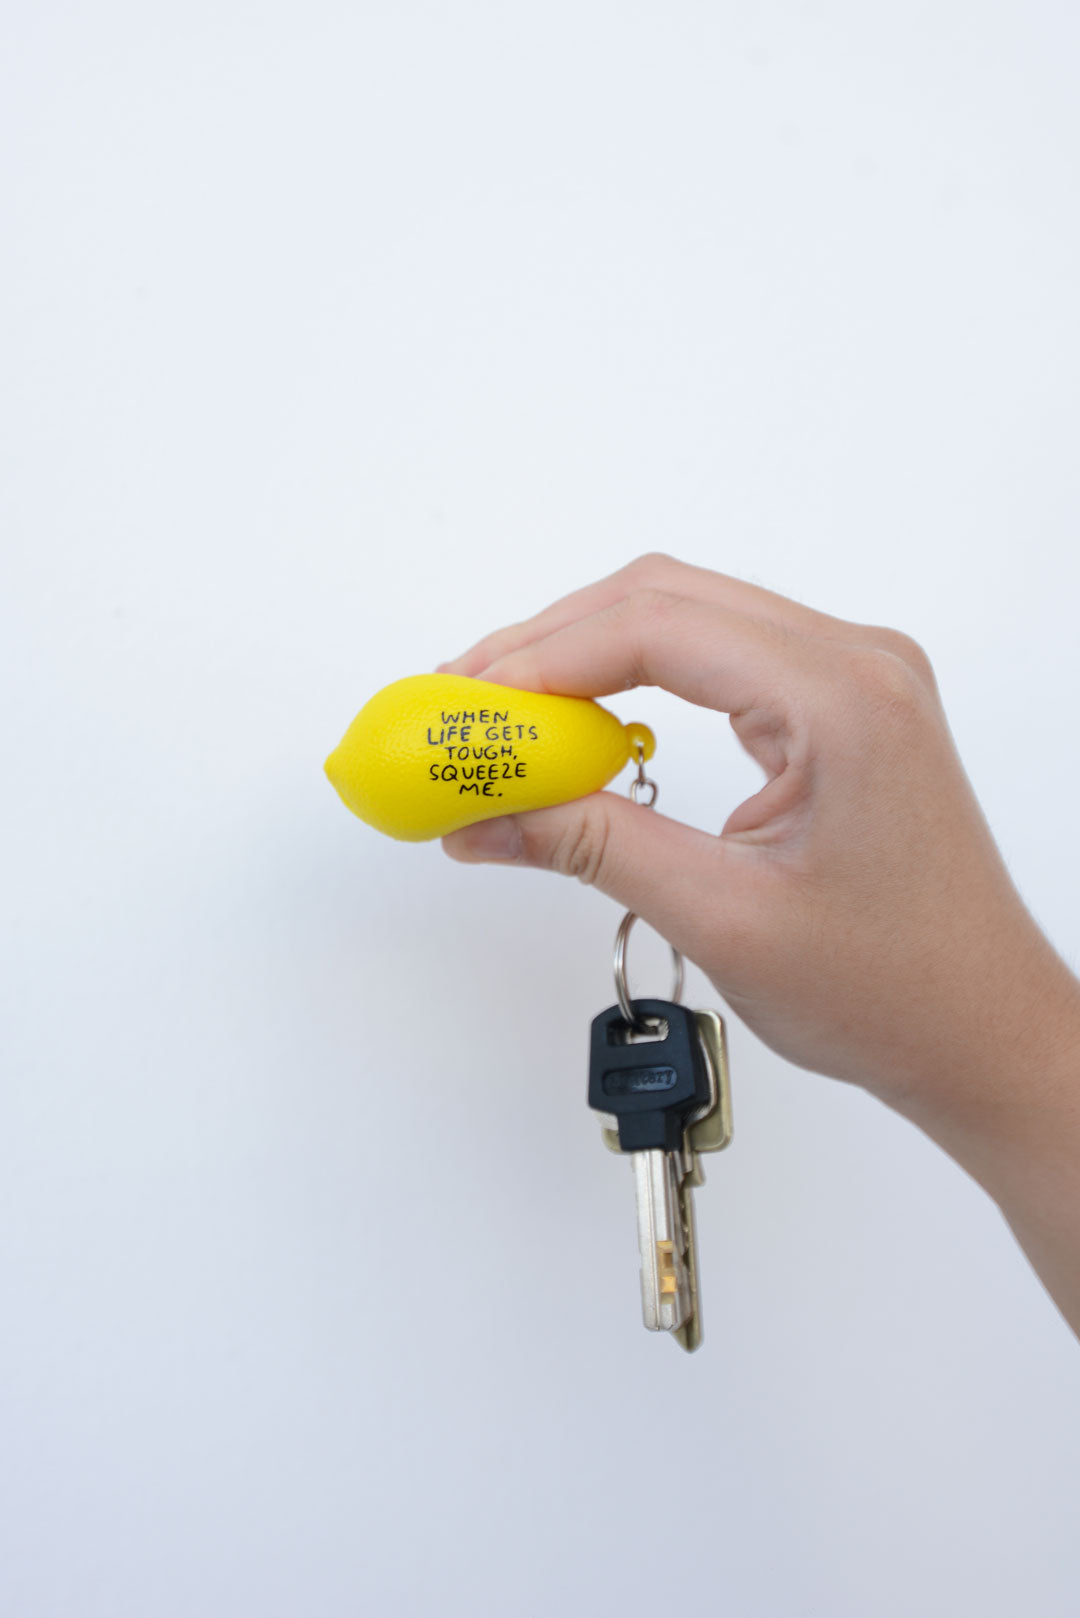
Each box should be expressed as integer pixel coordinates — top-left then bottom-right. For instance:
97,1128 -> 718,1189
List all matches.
613,910 -> 685,1027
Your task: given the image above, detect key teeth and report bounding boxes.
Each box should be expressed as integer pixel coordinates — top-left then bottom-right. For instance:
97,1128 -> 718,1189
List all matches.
672,1174 -> 703,1351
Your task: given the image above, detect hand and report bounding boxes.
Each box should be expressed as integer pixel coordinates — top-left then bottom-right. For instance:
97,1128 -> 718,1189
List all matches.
441,556 -> 1080,1330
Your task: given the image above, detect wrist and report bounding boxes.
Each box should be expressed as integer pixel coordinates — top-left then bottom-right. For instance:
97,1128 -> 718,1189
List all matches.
887,948 -> 1080,1209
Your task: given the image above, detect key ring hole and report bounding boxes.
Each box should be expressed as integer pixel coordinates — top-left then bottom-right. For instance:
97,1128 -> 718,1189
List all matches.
613,911 -> 685,1028
611,1015 -> 670,1046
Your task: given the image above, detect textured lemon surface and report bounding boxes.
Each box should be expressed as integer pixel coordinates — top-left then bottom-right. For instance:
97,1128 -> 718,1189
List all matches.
325,674 -> 655,841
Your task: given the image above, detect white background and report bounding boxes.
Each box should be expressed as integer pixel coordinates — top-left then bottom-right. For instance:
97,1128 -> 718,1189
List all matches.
3,3 -> 1080,1614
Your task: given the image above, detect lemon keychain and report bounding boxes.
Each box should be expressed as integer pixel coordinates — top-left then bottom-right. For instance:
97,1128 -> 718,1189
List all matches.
325,673 -> 655,841
325,670 -> 733,1350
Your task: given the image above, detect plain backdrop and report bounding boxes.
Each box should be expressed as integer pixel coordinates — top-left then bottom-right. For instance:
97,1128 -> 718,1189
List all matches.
3,4 -> 1080,1615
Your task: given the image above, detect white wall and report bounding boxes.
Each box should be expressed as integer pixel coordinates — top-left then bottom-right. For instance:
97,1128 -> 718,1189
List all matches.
3,4 -> 1080,1615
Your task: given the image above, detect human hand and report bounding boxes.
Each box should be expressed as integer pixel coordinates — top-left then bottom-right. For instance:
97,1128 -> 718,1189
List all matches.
441,557 -> 1080,1322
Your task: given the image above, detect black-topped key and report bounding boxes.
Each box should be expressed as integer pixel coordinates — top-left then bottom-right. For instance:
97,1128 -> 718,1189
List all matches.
588,999 -> 713,1333
588,999 -> 711,1152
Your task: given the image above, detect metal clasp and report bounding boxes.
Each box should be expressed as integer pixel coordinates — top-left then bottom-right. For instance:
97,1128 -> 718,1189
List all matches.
613,740 -> 685,1029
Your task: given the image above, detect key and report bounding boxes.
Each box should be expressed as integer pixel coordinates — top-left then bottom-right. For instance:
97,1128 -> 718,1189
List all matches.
588,998 -> 718,1344
598,1009 -> 732,1164
589,1003 -> 733,1349
672,1009 -> 732,1351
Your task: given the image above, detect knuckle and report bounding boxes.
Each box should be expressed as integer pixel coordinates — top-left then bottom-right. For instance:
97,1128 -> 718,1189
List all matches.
850,645 -> 929,715
621,551 -> 679,589
864,626 -> 938,689
610,587 -> 683,684
550,801 -> 613,886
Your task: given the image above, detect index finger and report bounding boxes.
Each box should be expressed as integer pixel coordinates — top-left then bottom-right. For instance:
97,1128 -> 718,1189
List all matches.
441,553 -> 850,679
477,588 -> 813,719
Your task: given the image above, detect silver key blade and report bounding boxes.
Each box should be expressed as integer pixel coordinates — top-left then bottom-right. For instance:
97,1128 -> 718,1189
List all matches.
631,1150 -> 693,1332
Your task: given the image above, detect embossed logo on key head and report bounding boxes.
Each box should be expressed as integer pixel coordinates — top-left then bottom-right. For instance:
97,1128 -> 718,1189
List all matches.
602,1066 -> 678,1096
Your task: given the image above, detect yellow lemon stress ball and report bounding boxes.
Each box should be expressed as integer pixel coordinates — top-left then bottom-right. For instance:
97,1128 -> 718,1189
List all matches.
324,674 -> 656,842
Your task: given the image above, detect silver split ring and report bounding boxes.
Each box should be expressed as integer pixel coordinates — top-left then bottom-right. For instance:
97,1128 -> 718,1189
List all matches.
613,910 -> 684,1027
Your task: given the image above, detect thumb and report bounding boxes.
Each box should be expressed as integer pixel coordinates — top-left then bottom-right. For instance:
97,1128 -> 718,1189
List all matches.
442,792 -> 752,974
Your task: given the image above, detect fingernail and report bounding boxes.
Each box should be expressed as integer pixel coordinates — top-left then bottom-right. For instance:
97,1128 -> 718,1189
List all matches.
455,816 -> 524,862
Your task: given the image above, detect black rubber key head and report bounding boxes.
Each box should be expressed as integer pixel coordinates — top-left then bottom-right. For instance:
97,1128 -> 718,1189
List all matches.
588,999 -> 711,1153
